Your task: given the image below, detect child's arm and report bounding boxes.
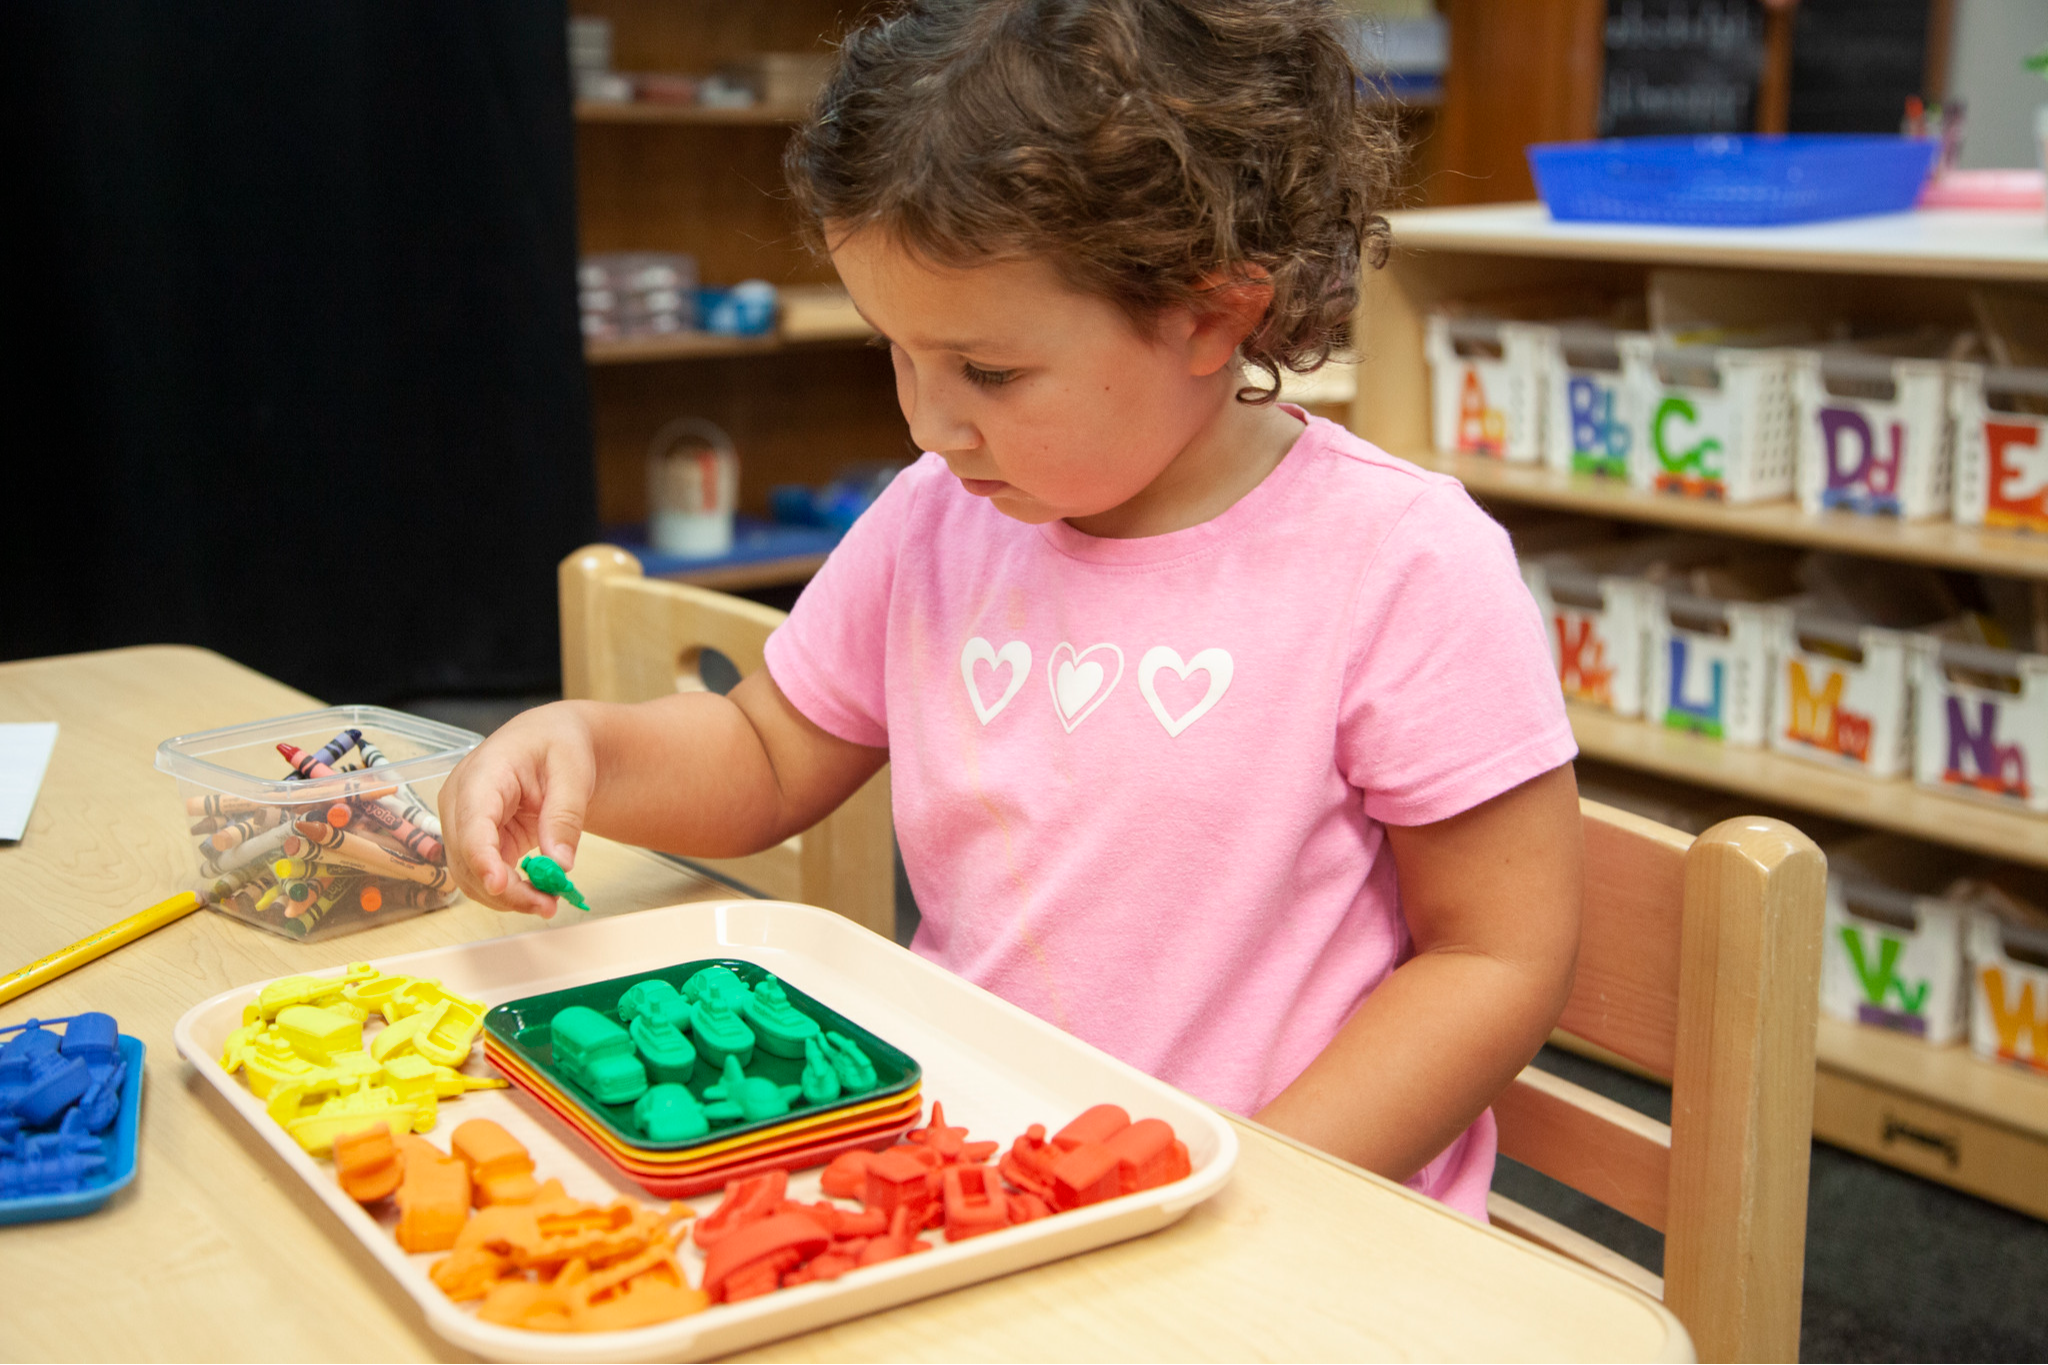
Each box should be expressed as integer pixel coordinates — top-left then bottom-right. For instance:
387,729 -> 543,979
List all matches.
439,672 -> 886,916
1253,763 -> 1582,1181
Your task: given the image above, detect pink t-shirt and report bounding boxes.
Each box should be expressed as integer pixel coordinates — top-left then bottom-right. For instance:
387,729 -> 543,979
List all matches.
764,413 -> 1575,1218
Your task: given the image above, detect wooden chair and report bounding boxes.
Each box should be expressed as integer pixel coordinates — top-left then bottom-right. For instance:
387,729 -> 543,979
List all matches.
558,544 -> 897,939
1488,801 -> 1825,1363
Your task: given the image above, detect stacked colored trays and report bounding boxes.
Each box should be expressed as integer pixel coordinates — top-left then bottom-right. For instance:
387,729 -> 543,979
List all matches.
483,958 -> 921,1196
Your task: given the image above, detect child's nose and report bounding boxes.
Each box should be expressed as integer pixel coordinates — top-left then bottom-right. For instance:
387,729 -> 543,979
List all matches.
901,375 -> 980,457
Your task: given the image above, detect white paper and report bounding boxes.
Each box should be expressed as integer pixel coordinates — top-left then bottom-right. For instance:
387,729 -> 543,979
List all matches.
0,722 -> 58,841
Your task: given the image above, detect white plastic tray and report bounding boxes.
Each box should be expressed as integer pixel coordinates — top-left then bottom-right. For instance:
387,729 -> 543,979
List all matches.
174,900 -> 1239,1362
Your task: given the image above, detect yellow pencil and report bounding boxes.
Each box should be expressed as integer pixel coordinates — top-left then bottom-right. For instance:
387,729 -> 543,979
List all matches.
0,891 -> 203,1008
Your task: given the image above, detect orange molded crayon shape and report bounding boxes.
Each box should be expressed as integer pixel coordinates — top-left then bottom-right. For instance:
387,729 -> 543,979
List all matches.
818,1147 -> 875,1199
1103,1117 -> 1191,1193
451,1118 -> 540,1207
999,1124 -> 1058,1201
904,1101 -> 998,1165
941,1164 -> 1010,1242
334,1123 -> 403,1203
856,1206 -> 932,1266
863,1146 -> 937,1225
699,1211 -> 830,1303
693,1169 -> 787,1249
1052,1103 -> 1130,1152
570,1247 -> 711,1331
395,1134 -> 472,1253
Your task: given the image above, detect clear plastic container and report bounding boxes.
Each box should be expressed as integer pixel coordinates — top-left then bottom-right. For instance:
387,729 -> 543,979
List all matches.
154,706 -> 481,941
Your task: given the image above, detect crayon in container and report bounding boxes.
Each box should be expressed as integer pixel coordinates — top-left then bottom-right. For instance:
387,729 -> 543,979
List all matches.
154,705 -> 481,942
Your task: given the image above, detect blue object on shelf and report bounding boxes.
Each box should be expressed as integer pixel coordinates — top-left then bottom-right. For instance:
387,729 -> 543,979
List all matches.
0,1030 -> 144,1225
769,465 -> 904,535
1527,135 -> 1939,227
604,515 -> 843,579
698,281 -> 777,337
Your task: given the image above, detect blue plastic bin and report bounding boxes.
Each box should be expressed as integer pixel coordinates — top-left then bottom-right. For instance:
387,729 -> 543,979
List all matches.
1528,135 -> 1938,227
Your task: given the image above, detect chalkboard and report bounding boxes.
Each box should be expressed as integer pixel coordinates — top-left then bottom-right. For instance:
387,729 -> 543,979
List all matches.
1787,0 -> 1929,134
1599,0 -> 1768,137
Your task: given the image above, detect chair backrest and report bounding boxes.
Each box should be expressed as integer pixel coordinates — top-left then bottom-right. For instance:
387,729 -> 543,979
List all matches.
559,544 -> 897,939
1488,799 -> 1825,1363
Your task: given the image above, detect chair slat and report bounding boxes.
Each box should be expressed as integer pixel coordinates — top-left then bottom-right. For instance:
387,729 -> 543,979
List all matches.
1494,1065 -> 1672,1233
1487,1192 -> 1665,1301
1564,800 -> 1688,1080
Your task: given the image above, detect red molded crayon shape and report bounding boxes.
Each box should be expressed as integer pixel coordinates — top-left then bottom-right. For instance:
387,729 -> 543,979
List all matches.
1052,1103 -> 1130,1152
941,1164 -> 1010,1242
819,1147 -> 875,1199
1103,1117 -> 1191,1194
693,1169 -> 787,1249
863,1147 -> 937,1225
904,1101 -> 998,1165
699,1211 -> 830,1302
856,1206 -> 931,1266
333,1124 -> 403,1203
999,1124 -> 1058,1201
1006,1191 -> 1053,1224
1049,1141 -> 1123,1211
783,1249 -> 861,1285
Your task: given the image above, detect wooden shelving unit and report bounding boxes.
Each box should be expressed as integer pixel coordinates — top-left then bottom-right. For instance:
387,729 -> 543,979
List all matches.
572,1 -> 906,554
1355,202 -> 2048,1220
1407,447 -> 2048,581
1566,702 -> 2048,870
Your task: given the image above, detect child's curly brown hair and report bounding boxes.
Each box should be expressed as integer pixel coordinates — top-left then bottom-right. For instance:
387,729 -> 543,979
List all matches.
786,0 -> 1401,402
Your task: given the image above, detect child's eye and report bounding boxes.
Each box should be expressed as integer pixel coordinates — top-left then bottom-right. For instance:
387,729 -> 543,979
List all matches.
960,362 -> 1017,389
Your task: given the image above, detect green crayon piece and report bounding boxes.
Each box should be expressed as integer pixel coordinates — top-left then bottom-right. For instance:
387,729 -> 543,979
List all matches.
520,853 -> 590,911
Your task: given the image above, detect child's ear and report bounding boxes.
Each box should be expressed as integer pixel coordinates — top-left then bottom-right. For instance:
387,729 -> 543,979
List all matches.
1184,268 -> 1274,378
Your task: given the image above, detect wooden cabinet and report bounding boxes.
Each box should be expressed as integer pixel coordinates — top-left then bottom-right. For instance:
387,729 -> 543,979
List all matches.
571,0 -> 902,590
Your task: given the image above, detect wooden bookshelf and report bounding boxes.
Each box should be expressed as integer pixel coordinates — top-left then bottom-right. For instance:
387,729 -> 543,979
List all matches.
1409,447 -> 2048,581
1566,702 -> 2048,870
574,99 -> 805,125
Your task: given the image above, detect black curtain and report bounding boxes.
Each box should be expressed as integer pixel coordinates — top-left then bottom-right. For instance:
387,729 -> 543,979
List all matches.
1,3 -> 594,703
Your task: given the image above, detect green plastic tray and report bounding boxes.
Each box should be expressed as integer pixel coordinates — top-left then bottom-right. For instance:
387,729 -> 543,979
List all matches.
482,958 -> 920,1153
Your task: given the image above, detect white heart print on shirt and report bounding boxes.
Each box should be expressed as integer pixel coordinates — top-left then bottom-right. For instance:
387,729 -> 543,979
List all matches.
1138,645 -> 1234,737
960,637 -> 1031,725
1045,642 -> 1124,733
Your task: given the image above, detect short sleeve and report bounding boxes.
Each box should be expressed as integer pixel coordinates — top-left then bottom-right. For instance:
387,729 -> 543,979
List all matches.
761,462 -> 926,750
1339,483 -> 1575,826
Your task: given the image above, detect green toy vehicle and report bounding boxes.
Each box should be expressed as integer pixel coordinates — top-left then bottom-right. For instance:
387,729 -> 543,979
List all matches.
548,1005 -> 648,1105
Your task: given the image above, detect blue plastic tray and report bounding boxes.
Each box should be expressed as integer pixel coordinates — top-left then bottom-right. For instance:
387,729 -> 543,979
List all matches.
1528,134 -> 1938,226
0,1034 -> 145,1225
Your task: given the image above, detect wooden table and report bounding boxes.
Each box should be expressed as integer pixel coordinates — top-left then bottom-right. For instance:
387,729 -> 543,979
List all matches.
0,647 -> 1690,1362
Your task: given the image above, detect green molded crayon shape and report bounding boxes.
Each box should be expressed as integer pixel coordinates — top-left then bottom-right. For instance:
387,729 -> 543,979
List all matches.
702,1054 -> 800,1124
799,1036 -> 842,1105
549,1004 -> 647,1104
742,974 -> 821,1058
632,1083 -> 710,1142
690,992 -> 756,1069
628,1012 -> 697,1083
520,854 -> 590,911
681,965 -> 748,1008
617,979 -> 689,1027
822,1031 -> 877,1090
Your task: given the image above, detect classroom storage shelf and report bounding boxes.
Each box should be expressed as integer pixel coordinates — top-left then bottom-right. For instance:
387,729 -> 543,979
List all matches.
1409,447 -> 2048,581
574,99 -> 807,125
1361,201 -> 2048,1221
1566,701 -> 2048,870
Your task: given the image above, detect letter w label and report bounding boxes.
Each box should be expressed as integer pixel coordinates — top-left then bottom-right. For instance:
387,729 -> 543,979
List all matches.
1981,966 -> 2048,1066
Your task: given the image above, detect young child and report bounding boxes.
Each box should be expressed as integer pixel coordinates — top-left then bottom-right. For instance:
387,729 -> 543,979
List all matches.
443,0 -> 1582,1220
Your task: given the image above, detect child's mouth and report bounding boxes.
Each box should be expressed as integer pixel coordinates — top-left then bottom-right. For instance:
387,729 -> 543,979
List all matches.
957,476 -> 1009,497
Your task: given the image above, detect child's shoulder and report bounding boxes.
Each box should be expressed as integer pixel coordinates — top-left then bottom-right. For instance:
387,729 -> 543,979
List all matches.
1287,415 -> 1507,549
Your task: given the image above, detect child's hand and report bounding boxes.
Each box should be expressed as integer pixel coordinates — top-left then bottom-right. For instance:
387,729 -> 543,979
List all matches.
440,703 -> 597,917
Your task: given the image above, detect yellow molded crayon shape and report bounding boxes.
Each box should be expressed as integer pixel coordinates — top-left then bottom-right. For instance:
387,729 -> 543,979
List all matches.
276,1005 -> 363,1064
380,1053 -> 506,1107
257,974 -> 341,1021
370,1000 -> 447,1063
341,965 -> 417,1017
412,998 -> 486,1069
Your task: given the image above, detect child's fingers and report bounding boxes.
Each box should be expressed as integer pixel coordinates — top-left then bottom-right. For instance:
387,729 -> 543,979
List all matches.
537,746 -> 595,872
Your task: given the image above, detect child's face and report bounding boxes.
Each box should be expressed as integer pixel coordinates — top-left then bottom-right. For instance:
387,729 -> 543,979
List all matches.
831,228 -> 1238,526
